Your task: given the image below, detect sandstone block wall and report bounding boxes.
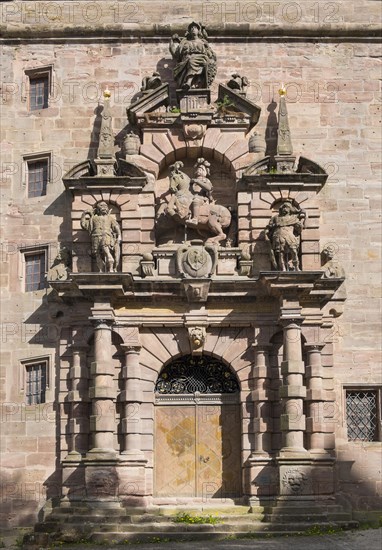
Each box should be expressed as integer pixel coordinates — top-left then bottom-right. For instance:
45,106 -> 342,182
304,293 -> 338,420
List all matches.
1,0 -> 381,525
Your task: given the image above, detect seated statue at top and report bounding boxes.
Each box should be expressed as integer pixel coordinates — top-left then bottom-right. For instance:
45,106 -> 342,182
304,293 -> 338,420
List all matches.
169,22 -> 217,90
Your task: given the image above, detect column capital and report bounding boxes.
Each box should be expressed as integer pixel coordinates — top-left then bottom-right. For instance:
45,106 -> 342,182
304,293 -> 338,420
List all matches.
121,344 -> 141,354
304,342 -> 326,351
279,317 -> 304,327
71,344 -> 90,353
90,318 -> 114,329
252,343 -> 273,351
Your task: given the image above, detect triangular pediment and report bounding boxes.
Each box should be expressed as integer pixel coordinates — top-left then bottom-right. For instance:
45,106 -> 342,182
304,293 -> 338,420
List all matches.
127,83 -> 170,126
217,84 -> 261,129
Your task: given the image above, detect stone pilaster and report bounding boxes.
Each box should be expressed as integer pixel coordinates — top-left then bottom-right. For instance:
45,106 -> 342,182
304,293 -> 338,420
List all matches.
120,345 -> 145,459
251,344 -> 272,455
279,311 -> 307,455
87,319 -> 116,458
305,343 -> 334,455
67,345 -> 89,457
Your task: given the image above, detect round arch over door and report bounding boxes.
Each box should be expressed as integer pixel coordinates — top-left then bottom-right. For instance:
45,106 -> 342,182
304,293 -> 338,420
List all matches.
154,355 -> 242,499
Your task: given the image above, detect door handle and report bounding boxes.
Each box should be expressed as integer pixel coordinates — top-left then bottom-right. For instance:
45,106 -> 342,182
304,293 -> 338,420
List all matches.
199,455 -> 210,463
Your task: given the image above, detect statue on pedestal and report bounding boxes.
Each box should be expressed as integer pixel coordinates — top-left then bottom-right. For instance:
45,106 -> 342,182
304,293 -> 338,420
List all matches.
169,22 -> 217,90
80,201 -> 121,272
265,201 -> 306,271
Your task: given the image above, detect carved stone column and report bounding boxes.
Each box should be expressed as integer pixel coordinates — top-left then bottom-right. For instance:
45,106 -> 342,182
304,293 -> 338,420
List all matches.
305,343 -> 330,454
120,345 -> 144,458
252,344 -> 272,455
87,319 -> 116,457
279,317 -> 307,454
67,345 -> 89,456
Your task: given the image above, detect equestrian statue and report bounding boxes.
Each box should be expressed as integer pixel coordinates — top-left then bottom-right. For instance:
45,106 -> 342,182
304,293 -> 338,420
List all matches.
158,158 -> 231,245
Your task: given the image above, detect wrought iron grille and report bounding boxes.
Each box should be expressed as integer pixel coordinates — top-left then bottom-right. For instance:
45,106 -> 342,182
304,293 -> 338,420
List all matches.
155,355 -> 240,394
346,390 -> 378,441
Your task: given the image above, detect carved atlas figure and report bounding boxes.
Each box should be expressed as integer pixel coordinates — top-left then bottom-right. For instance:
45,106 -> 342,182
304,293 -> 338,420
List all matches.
80,201 -> 121,272
169,21 -> 217,90
158,159 -> 232,245
265,200 -> 306,271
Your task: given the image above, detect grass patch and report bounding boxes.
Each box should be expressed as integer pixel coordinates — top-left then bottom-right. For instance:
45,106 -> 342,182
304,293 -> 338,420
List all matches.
173,512 -> 221,525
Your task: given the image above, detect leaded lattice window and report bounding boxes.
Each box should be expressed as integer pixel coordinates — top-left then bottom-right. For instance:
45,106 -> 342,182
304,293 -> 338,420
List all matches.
30,75 -> 49,111
27,159 -> 48,197
155,355 -> 240,394
25,252 -> 46,291
346,390 -> 378,441
26,362 -> 47,405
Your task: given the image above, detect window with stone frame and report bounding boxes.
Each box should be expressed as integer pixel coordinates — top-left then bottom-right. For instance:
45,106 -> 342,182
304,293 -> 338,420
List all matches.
27,158 -> 49,198
25,67 -> 52,111
345,387 -> 381,442
24,360 -> 48,405
22,152 -> 52,198
23,249 -> 47,291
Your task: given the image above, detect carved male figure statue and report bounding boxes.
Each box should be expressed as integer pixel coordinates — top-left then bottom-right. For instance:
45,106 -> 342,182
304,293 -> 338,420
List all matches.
321,246 -> 345,278
186,158 -> 213,227
80,201 -> 121,272
48,247 -> 71,281
169,21 -> 217,90
265,201 -> 306,271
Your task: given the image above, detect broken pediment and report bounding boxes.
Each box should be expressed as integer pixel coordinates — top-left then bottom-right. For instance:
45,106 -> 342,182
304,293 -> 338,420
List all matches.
242,155 -> 328,190
63,159 -> 148,192
127,83 -> 170,126
217,84 -> 261,129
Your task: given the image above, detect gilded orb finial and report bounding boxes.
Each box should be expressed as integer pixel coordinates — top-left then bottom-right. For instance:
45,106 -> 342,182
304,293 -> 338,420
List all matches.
103,88 -> 111,99
279,83 -> 286,96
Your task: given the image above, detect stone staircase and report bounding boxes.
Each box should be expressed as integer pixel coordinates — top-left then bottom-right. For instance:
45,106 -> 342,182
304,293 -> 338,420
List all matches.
24,501 -> 359,547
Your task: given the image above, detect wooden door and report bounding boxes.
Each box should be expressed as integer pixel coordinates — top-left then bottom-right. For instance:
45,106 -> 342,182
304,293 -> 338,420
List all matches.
155,403 -> 241,498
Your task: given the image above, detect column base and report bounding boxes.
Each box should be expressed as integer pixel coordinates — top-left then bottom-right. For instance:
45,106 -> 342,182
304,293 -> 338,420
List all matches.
86,448 -> 118,460
278,447 -> 309,457
309,448 -> 332,456
120,450 -> 146,461
64,451 -> 82,461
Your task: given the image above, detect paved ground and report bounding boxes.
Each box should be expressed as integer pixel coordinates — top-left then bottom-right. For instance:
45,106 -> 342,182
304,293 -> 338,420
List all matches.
1,527 -> 381,550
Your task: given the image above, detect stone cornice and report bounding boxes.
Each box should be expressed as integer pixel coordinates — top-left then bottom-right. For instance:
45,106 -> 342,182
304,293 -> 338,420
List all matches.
1,1 -> 381,42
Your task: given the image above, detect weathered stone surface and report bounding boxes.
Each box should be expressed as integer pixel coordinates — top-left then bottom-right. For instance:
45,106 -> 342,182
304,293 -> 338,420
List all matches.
1,5 -> 381,532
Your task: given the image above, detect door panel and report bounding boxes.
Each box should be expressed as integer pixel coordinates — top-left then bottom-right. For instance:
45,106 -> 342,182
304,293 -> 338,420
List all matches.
155,406 -> 195,497
155,403 -> 241,498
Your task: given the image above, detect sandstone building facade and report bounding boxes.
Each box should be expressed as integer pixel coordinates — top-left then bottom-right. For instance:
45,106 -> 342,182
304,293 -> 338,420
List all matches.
1,0 -> 381,535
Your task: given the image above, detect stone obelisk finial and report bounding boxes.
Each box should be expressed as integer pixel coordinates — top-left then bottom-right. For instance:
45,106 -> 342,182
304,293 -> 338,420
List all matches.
95,88 -> 115,176
275,84 -> 295,172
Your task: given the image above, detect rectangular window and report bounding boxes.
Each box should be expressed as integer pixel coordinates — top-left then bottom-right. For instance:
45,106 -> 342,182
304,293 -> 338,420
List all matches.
27,159 -> 48,197
26,362 -> 47,405
25,66 -> 52,112
346,389 -> 380,441
25,252 -> 46,291
29,75 -> 49,111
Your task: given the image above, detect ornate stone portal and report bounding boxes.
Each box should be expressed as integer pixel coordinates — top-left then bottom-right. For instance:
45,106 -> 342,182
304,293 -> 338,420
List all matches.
42,20 -> 348,541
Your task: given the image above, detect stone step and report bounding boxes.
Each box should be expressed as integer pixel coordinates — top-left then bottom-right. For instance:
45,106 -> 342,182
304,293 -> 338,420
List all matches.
88,523 -> 359,545
263,512 -> 352,523
40,518 -> 359,536
45,512 -> 263,525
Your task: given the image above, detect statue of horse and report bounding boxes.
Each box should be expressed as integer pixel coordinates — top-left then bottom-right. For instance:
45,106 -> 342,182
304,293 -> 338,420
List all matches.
158,161 -> 232,245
